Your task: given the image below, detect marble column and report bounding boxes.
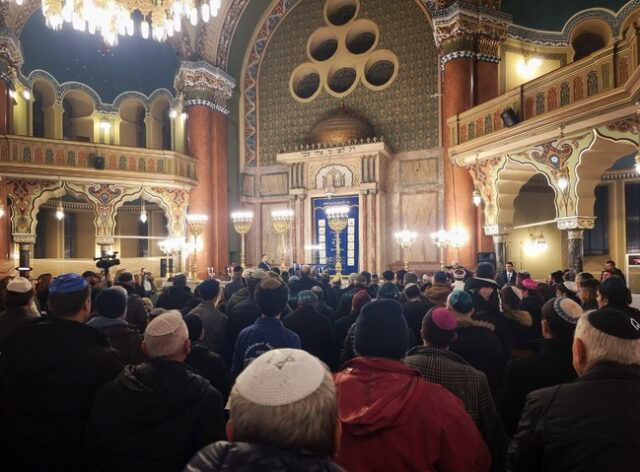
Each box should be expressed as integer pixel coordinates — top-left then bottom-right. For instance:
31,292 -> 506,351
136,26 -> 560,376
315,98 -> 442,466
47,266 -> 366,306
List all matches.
567,229 -> 584,273
492,233 -> 509,274
13,235 -> 35,277
175,61 -> 235,279
442,56 -> 476,268
0,33 -> 23,135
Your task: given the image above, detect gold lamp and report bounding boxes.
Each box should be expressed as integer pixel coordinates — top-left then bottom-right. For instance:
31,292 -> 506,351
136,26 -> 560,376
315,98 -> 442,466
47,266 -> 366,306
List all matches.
272,209 -> 294,272
394,228 -> 418,271
324,205 -> 350,277
231,211 -> 253,269
186,214 -> 208,280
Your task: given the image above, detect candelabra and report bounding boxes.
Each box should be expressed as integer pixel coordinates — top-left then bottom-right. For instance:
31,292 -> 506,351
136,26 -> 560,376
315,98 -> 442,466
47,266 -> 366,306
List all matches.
158,237 -> 185,277
272,209 -> 294,272
431,226 -> 468,270
186,214 -> 208,280
325,205 -> 350,277
394,229 -> 418,271
231,211 -> 254,269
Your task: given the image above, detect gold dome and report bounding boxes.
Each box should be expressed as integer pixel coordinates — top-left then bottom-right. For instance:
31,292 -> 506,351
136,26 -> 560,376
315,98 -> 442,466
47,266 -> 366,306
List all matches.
309,107 -> 375,146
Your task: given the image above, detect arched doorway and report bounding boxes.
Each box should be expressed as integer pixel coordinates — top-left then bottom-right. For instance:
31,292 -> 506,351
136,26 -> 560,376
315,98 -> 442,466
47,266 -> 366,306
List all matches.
61,90 -> 95,142
114,198 -> 168,258
32,80 -> 56,138
119,99 -> 147,148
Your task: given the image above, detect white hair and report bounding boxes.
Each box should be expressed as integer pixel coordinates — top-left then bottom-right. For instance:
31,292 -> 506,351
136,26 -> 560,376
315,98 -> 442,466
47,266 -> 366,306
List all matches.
143,310 -> 188,358
575,315 -> 640,366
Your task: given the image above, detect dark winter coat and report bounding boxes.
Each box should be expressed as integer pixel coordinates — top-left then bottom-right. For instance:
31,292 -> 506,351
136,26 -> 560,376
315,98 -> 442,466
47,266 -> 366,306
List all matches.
450,318 -> 506,395
405,346 -> 506,472
225,298 -> 261,363
334,311 -> 358,363
0,307 -> 39,346
0,319 -> 122,471
508,362 -> 640,472
283,305 -> 335,369
119,285 -> 149,332
288,276 -> 322,296
403,299 -> 434,342
334,286 -> 365,319
185,344 -> 231,403
185,441 -> 345,472
503,307 -> 538,352
87,317 -> 146,365
500,338 -> 577,436
86,359 -> 226,471
188,301 -> 228,356
223,279 -> 243,301
156,285 -> 194,311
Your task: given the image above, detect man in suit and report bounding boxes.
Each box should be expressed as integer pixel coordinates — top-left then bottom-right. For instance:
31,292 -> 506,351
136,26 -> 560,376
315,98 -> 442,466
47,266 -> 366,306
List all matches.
497,261 -> 516,287
258,254 -> 271,272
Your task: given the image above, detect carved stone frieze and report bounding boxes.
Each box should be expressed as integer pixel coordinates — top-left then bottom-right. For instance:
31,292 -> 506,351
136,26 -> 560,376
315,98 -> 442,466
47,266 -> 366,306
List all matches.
484,224 -> 513,236
556,217 -> 595,230
12,233 -> 36,244
174,60 -> 236,115
0,30 -> 23,81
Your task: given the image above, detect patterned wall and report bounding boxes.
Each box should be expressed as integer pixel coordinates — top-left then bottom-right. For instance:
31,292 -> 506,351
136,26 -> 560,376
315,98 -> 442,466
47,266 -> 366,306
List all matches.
257,0 -> 439,166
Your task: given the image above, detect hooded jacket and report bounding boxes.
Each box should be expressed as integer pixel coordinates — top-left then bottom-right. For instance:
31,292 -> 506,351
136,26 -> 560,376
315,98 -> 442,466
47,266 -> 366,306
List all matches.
185,441 -> 345,472
0,319 -> 122,471
86,359 -> 226,471
334,357 -> 491,472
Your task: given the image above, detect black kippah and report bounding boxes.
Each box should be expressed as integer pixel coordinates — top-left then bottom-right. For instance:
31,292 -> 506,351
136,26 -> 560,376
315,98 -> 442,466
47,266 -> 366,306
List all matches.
588,308 -> 640,340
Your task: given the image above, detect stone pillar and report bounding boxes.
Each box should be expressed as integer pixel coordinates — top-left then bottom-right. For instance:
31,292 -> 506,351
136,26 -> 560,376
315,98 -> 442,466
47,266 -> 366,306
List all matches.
485,225 -> 512,273
567,230 -> 584,273
0,33 -> 23,135
175,61 -> 235,279
433,4 -> 510,268
13,234 -> 35,277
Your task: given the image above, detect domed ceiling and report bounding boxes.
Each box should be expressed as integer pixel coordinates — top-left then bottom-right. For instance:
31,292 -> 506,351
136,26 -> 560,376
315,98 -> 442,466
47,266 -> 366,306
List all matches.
20,11 -> 179,102
501,0 -> 629,31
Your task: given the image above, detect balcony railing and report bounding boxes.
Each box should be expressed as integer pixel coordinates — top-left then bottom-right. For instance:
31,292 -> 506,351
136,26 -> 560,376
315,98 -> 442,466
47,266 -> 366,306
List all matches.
0,134 -> 198,185
447,27 -> 639,149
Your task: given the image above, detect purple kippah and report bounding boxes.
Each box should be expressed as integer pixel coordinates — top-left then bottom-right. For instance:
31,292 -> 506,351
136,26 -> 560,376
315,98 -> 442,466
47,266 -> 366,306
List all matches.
431,307 -> 458,331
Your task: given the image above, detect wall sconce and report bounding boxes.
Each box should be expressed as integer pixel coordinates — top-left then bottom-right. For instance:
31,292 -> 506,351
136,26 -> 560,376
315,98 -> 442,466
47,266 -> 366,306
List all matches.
557,176 -> 569,192
0,202 -> 5,218
21,89 -> 31,101
169,109 -> 178,119
472,188 -> 482,207
55,200 -> 65,221
180,112 -> 188,120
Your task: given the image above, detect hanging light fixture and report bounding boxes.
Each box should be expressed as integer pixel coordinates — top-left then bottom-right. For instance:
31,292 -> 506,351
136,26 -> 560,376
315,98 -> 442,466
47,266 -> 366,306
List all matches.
471,154 -> 483,207
36,0 -> 222,47
55,198 -> 65,220
0,202 -> 5,218
557,176 -> 569,192
139,188 -> 148,223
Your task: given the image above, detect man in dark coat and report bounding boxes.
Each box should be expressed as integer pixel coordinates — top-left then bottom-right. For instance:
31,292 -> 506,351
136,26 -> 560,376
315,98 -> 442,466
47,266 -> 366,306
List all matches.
115,271 -> 149,332
184,314 -> 231,403
501,297 -> 582,436
508,308 -> 640,471
283,290 -> 335,369
288,265 -> 322,297
402,282 -> 434,342
0,273 -> 122,471
334,289 -> 371,364
0,277 -> 39,346
86,311 -> 226,471
87,287 -> 145,365
188,279 -> 228,356
496,261 -> 517,287
448,290 -> 506,395
155,273 -> 194,311
405,307 -> 506,472
333,273 -> 367,319
223,266 -> 244,301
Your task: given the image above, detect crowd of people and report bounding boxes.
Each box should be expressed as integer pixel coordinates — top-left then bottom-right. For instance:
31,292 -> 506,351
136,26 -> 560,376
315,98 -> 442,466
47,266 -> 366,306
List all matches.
0,258 -> 638,471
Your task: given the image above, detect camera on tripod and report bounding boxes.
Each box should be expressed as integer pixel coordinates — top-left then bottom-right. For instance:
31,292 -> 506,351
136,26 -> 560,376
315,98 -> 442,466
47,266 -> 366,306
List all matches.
94,252 -> 120,274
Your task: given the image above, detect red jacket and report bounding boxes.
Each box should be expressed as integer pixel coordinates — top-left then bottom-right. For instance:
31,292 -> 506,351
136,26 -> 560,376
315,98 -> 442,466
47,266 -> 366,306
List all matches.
334,357 -> 491,472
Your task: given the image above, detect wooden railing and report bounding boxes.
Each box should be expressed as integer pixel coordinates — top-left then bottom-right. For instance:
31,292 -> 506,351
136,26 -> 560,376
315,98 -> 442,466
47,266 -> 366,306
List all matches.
447,28 -> 639,147
0,134 -> 198,185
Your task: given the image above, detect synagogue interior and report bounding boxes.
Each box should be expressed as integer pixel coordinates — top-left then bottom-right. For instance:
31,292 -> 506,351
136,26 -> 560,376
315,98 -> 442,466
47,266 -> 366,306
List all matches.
0,0 -> 638,292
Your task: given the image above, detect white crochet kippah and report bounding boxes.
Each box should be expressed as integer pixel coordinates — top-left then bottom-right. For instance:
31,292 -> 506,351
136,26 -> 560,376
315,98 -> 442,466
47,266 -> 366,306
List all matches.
145,310 -> 184,336
235,349 -> 326,407
7,277 -> 32,293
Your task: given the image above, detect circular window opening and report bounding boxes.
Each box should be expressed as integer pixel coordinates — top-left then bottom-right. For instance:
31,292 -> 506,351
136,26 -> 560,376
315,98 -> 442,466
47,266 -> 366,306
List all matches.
295,73 -> 321,99
572,32 -> 605,61
328,4 -> 357,26
347,32 -> 376,54
329,67 -> 357,93
311,39 -> 338,61
365,60 -> 395,87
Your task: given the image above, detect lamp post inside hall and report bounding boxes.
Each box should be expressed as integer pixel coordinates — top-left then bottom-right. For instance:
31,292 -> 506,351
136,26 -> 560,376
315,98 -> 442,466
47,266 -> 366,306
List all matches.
324,205 -> 350,277
431,227 -> 468,271
394,229 -> 418,271
272,209 -> 294,272
231,211 -> 253,269
186,214 -> 208,280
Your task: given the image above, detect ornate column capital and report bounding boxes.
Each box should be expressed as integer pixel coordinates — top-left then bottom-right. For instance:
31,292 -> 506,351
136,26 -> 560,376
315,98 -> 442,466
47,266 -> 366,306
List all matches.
432,3 -> 511,67
12,233 -> 36,244
484,224 -> 512,236
556,217 -> 595,231
174,60 -> 236,115
0,29 -> 23,82
567,229 -> 584,240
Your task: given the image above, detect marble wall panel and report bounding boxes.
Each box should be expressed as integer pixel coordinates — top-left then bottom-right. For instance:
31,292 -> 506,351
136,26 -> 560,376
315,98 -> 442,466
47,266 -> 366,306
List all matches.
399,158 -> 439,186
259,173 -> 288,196
242,174 -> 255,197
400,192 -> 438,262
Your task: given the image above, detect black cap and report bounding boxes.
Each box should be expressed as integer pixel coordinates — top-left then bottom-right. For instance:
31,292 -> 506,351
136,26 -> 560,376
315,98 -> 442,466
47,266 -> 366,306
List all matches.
588,308 -> 640,340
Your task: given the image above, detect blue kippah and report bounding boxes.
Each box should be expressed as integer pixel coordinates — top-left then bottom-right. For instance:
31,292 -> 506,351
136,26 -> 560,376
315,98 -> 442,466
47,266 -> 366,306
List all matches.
49,273 -> 88,295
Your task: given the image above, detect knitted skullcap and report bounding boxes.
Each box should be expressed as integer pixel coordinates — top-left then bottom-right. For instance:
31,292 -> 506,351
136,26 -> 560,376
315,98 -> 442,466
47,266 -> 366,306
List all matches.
235,348 -> 326,406
430,307 -> 458,331
297,290 -> 318,305
49,273 -> 88,295
145,311 -> 184,337
7,277 -> 32,294
355,299 -> 409,359
588,308 -> 640,340
448,290 -> 473,314
552,297 -> 583,325
351,289 -> 371,311
173,273 -> 187,287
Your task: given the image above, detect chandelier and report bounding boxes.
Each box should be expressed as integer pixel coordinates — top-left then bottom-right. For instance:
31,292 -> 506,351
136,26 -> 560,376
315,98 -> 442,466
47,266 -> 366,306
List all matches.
36,0 -> 221,46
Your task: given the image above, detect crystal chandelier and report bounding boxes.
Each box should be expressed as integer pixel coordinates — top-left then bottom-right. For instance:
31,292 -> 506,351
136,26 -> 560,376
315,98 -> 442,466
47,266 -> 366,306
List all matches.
38,0 -> 221,46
